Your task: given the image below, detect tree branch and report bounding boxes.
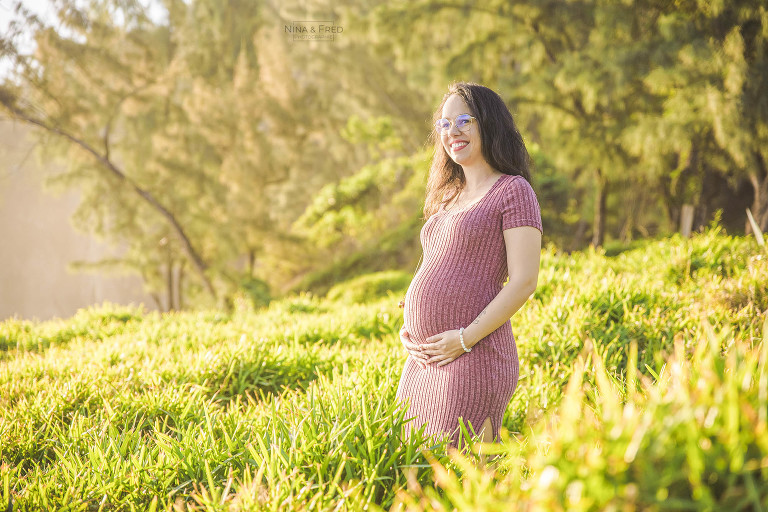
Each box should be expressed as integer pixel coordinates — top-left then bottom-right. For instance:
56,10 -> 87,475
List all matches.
0,92 -> 218,300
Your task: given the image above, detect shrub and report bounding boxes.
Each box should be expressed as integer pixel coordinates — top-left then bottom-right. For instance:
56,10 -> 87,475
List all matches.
326,270 -> 411,304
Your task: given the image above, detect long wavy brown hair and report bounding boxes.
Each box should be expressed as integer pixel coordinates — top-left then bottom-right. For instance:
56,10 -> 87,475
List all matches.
423,82 -> 533,218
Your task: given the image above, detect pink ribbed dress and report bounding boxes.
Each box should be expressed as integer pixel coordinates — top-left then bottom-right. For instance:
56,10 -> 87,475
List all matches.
396,173 -> 542,447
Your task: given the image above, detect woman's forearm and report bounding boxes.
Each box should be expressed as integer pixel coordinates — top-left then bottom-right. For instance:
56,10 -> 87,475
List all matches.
462,278 -> 536,349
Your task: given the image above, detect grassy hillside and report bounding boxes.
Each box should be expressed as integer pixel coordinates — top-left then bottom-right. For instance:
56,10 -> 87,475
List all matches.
1,227 -> 766,510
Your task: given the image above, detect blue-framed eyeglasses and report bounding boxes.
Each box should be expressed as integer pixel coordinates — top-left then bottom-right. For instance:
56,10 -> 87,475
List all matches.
435,114 -> 476,134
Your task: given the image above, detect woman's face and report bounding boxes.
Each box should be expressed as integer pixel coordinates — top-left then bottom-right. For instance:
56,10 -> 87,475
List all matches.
440,94 -> 483,168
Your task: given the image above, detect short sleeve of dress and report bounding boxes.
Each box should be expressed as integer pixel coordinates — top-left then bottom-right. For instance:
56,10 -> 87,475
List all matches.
501,176 -> 543,233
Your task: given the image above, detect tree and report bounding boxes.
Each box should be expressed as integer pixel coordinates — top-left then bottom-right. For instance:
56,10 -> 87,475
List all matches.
623,0 -> 768,232
372,0 -> 768,243
373,0 -> 659,246
0,0 -> 438,304
0,0 -> 219,305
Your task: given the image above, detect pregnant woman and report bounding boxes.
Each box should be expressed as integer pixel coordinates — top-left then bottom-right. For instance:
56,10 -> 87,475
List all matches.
396,82 -> 543,450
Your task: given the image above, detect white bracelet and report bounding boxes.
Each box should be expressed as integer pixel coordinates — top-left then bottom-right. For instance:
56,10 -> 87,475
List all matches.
459,326 -> 471,352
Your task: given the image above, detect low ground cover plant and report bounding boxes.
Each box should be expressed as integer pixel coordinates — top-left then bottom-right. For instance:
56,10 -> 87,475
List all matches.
1,228 -> 765,510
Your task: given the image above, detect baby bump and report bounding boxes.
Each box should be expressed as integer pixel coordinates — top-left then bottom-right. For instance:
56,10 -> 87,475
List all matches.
403,267 -> 492,344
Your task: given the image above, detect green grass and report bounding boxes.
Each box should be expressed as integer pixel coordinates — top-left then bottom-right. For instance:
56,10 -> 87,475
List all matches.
1,227 -> 766,510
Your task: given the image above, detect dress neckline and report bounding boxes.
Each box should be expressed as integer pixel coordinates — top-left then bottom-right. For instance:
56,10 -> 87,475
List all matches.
440,173 -> 508,214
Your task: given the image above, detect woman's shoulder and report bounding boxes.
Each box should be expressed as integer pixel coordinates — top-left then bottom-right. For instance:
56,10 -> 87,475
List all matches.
496,173 -> 537,199
496,173 -> 542,231
500,173 -> 530,187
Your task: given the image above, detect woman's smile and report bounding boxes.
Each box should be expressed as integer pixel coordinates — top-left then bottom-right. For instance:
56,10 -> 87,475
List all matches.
450,140 -> 469,152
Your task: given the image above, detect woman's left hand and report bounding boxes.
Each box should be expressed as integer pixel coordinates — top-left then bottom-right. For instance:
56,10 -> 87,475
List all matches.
419,329 -> 468,367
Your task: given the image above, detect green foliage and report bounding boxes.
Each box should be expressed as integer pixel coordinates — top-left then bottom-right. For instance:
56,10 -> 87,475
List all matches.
289,213 -> 424,296
399,320 -> 768,510
341,115 -> 404,159
0,302 -> 144,359
373,0 -> 768,245
2,0 -> 768,310
294,150 -> 429,243
0,232 -> 766,509
238,276 -> 272,309
286,149 -> 428,294
528,142 -> 584,248
0,0 -> 433,308
326,270 -> 411,304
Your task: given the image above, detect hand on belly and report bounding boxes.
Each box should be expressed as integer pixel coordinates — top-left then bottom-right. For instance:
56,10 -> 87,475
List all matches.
418,328 -> 468,367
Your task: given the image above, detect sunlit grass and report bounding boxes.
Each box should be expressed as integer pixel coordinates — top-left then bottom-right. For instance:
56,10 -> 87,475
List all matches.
1,227 -> 766,510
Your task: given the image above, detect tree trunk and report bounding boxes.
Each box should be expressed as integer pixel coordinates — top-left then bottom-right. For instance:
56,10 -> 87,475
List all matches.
747,152 -> 768,232
570,218 -> 589,252
149,292 -> 162,311
166,250 -> 174,312
248,249 -> 257,277
662,148 -> 696,232
620,183 -> 638,244
177,260 -> 185,311
694,163 -> 718,231
680,204 -> 695,237
592,168 -> 606,247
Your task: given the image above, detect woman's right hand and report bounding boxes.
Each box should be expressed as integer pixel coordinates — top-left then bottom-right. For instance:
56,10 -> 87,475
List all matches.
400,326 -> 427,368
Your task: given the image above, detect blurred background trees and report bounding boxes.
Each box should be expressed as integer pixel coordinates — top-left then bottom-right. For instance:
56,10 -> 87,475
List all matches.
1,0 -> 766,310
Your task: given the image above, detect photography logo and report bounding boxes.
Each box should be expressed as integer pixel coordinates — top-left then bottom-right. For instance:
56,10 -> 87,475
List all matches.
285,20 -> 343,41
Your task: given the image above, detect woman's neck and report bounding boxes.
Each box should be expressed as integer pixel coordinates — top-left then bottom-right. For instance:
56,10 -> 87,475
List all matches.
461,162 -> 499,192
